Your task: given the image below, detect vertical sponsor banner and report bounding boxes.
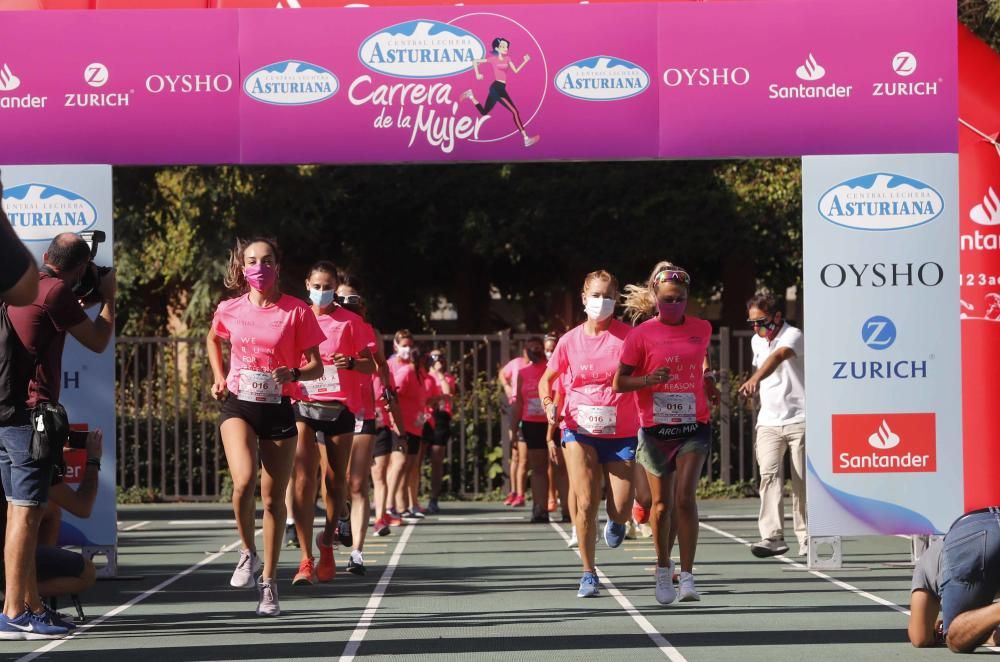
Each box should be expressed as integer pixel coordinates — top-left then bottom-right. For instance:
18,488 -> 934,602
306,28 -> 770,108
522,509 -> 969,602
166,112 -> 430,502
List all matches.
1,165 -> 117,552
957,26 -> 1000,512
237,5 -> 659,163
803,153 -> 962,536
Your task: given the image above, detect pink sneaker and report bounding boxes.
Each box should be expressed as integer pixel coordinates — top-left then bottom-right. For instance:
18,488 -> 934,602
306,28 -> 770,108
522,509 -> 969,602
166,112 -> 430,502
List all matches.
511,494 -> 526,507
523,135 -> 540,147
503,492 -> 516,506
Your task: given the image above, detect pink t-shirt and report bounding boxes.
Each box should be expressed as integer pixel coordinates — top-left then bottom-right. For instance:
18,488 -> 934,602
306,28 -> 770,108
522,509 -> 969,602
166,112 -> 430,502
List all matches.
547,320 -> 640,439
431,372 -> 457,415
292,306 -> 372,411
516,362 -> 548,423
501,356 -> 530,404
487,54 -> 509,83
619,316 -> 713,429
211,294 -> 326,398
388,356 -> 428,436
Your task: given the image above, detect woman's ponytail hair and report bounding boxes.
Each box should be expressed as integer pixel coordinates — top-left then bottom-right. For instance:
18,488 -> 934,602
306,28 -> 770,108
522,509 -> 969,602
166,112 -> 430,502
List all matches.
621,260 -> 689,323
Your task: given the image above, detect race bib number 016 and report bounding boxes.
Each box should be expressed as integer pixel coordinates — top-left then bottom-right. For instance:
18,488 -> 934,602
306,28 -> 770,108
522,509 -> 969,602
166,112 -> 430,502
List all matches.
577,405 -> 616,436
302,365 -> 341,396
239,370 -> 281,404
653,392 -> 696,425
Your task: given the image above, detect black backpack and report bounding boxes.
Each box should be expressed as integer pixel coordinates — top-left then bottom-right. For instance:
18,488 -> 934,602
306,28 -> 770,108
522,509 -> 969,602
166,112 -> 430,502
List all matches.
0,303 -> 34,425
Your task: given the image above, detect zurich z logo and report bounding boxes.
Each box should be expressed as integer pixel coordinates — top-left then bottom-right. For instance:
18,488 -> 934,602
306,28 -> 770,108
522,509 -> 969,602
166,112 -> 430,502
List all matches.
861,315 -> 896,350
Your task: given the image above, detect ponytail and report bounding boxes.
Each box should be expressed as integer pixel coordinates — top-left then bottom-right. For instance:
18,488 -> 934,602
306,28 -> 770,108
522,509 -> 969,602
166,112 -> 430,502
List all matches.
621,260 -> 689,323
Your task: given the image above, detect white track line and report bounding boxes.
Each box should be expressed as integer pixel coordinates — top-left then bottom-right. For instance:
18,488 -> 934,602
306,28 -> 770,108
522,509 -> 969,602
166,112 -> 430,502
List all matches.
549,522 -> 687,662
339,523 -> 416,662
17,530 -> 261,662
699,522 -> 909,615
120,521 -> 150,532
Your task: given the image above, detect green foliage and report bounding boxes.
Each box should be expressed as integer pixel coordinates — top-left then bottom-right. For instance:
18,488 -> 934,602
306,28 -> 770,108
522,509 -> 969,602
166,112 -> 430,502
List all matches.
116,485 -> 161,504
960,1 -> 1000,52
696,479 -> 757,499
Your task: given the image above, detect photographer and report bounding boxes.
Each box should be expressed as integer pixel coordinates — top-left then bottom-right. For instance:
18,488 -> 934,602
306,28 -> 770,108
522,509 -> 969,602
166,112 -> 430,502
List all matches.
39,429 -> 103,547
0,175 -> 39,307
0,232 -> 114,639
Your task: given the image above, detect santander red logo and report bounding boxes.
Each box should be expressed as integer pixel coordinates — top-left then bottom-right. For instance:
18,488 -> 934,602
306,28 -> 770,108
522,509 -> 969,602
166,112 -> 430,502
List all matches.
832,413 -> 936,473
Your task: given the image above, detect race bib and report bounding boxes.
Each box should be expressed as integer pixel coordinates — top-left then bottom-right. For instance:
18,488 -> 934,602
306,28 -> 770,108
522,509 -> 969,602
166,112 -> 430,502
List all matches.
526,398 -> 545,418
653,392 -> 696,425
577,405 -> 617,436
238,370 -> 281,404
302,364 -> 341,396
354,417 -> 365,434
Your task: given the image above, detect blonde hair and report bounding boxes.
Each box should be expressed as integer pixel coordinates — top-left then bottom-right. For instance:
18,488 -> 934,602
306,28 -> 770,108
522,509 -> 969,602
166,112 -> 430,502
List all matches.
224,237 -> 282,294
621,261 -> 689,323
581,269 -> 619,297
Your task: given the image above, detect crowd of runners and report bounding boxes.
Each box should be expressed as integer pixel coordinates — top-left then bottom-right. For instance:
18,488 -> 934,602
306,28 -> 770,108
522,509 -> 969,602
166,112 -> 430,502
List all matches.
208,237 -> 792,616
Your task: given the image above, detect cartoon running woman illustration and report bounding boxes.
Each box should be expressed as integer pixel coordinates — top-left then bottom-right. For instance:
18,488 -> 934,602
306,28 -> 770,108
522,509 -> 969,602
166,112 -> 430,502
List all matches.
461,37 -> 540,148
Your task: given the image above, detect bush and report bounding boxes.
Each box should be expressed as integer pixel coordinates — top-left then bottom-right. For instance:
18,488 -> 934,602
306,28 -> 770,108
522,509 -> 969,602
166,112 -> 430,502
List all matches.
116,485 -> 162,504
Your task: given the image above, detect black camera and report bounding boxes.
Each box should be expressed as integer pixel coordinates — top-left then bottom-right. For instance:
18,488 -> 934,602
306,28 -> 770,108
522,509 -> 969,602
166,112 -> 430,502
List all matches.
74,230 -> 112,302
67,429 -> 89,450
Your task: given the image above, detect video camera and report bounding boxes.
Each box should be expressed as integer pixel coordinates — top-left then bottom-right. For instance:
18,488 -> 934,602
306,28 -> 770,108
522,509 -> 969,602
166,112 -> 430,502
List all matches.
74,230 -> 112,303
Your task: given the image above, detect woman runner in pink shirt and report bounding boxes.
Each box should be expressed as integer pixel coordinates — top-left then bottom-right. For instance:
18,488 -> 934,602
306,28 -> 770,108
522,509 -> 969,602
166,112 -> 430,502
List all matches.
538,270 -> 639,597
499,349 -> 530,506
288,262 -> 377,585
614,262 -> 721,606
207,238 -> 325,617
462,37 -> 540,148
510,337 -> 551,523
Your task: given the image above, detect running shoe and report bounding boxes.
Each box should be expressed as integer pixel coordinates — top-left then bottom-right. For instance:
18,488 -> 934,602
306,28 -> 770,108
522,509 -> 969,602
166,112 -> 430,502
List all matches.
0,610 -> 69,640
338,519 -> 353,548
256,579 -> 280,617
530,512 -> 550,524
283,521 -> 298,548
547,497 -> 557,513
797,538 -> 809,557
386,509 -> 403,527
41,606 -> 76,631
632,500 -> 649,525
567,526 -> 579,549
750,538 -> 789,558
655,562 -> 677,605
503,492 -> 516,506
292,557 -> 318,586
604,519 -> 626,549
460,89 -> 476,103
625,520 -> 638,540
347,550 -> 366,576
427,499 -> 441,515
373,516 -> 391,537
638,522 -> 654,538
577,571 -> 600,598
315,533 -> 337,582
678,571 -> 700,602
510,495 -> 526,508
230,548 -> 262,588
401,508 -> 426,521
524,135 -> 540,148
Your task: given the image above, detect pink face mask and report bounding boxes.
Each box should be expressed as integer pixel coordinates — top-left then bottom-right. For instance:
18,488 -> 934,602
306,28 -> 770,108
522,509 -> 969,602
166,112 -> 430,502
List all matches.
657,300 -> 687,324
244,263 -> 276,291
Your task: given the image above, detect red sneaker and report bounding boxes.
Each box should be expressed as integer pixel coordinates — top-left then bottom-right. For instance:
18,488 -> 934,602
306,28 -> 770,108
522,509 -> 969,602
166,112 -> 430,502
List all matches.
547,498 -> 558,513
292,557 -> 317,586
503,493 -> 516,506
373,516 -> 391,537
511,495 -> 526,507
386,510 -> 403,527
632,500 -> 649,525
315,533 -> 336,582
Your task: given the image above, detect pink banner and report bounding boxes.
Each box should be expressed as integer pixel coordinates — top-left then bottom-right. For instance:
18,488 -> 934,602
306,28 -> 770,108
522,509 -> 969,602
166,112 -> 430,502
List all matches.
0,10 -> 239,164
0,2 -> 957,165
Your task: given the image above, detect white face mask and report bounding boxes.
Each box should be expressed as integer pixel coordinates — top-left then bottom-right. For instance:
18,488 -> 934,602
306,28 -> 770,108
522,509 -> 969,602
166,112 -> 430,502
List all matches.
584,296 -> 615,322
396,345 -> 412,361
545,351 -> 553,360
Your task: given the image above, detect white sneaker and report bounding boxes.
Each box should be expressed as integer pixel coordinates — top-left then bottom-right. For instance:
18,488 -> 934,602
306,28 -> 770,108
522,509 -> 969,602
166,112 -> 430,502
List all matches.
256,579 -> 280,616
678,571 -> 700,602
524,135 -> 540,147
230,548 -> 262,588
567,526 -> 579,549
655,562 -> 676,605
625,520 -> 637,540
797,538 -> 809,557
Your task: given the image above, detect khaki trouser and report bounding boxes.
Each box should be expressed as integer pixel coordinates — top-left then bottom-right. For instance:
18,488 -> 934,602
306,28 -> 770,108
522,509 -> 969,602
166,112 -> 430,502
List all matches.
755,423 -> 807,545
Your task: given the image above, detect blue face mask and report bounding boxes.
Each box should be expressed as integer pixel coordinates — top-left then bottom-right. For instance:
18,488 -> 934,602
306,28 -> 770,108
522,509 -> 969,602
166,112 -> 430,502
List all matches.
309,288 -> 336,308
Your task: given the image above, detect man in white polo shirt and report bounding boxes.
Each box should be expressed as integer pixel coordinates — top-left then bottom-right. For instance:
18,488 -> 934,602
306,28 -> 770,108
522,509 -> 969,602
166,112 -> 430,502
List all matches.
739,290 -> 807,558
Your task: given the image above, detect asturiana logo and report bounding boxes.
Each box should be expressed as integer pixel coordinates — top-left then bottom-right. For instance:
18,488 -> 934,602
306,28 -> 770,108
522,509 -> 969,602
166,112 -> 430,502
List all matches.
2,184 -> 98,241
243,60 -> 338,106
555,56 -> 650,101
359,20 -> 485,79
818,173 -> 944,231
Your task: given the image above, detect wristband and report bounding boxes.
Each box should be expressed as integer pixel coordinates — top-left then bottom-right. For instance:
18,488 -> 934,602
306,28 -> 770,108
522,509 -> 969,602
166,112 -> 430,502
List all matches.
291,367 -> 301,382
86,458 -> 101,469
347,356 -> 356,370
643,374 -> 649,386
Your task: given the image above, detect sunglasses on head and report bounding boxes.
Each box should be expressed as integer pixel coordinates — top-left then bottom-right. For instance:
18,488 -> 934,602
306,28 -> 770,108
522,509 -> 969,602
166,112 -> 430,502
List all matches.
652,269 -> 691,286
